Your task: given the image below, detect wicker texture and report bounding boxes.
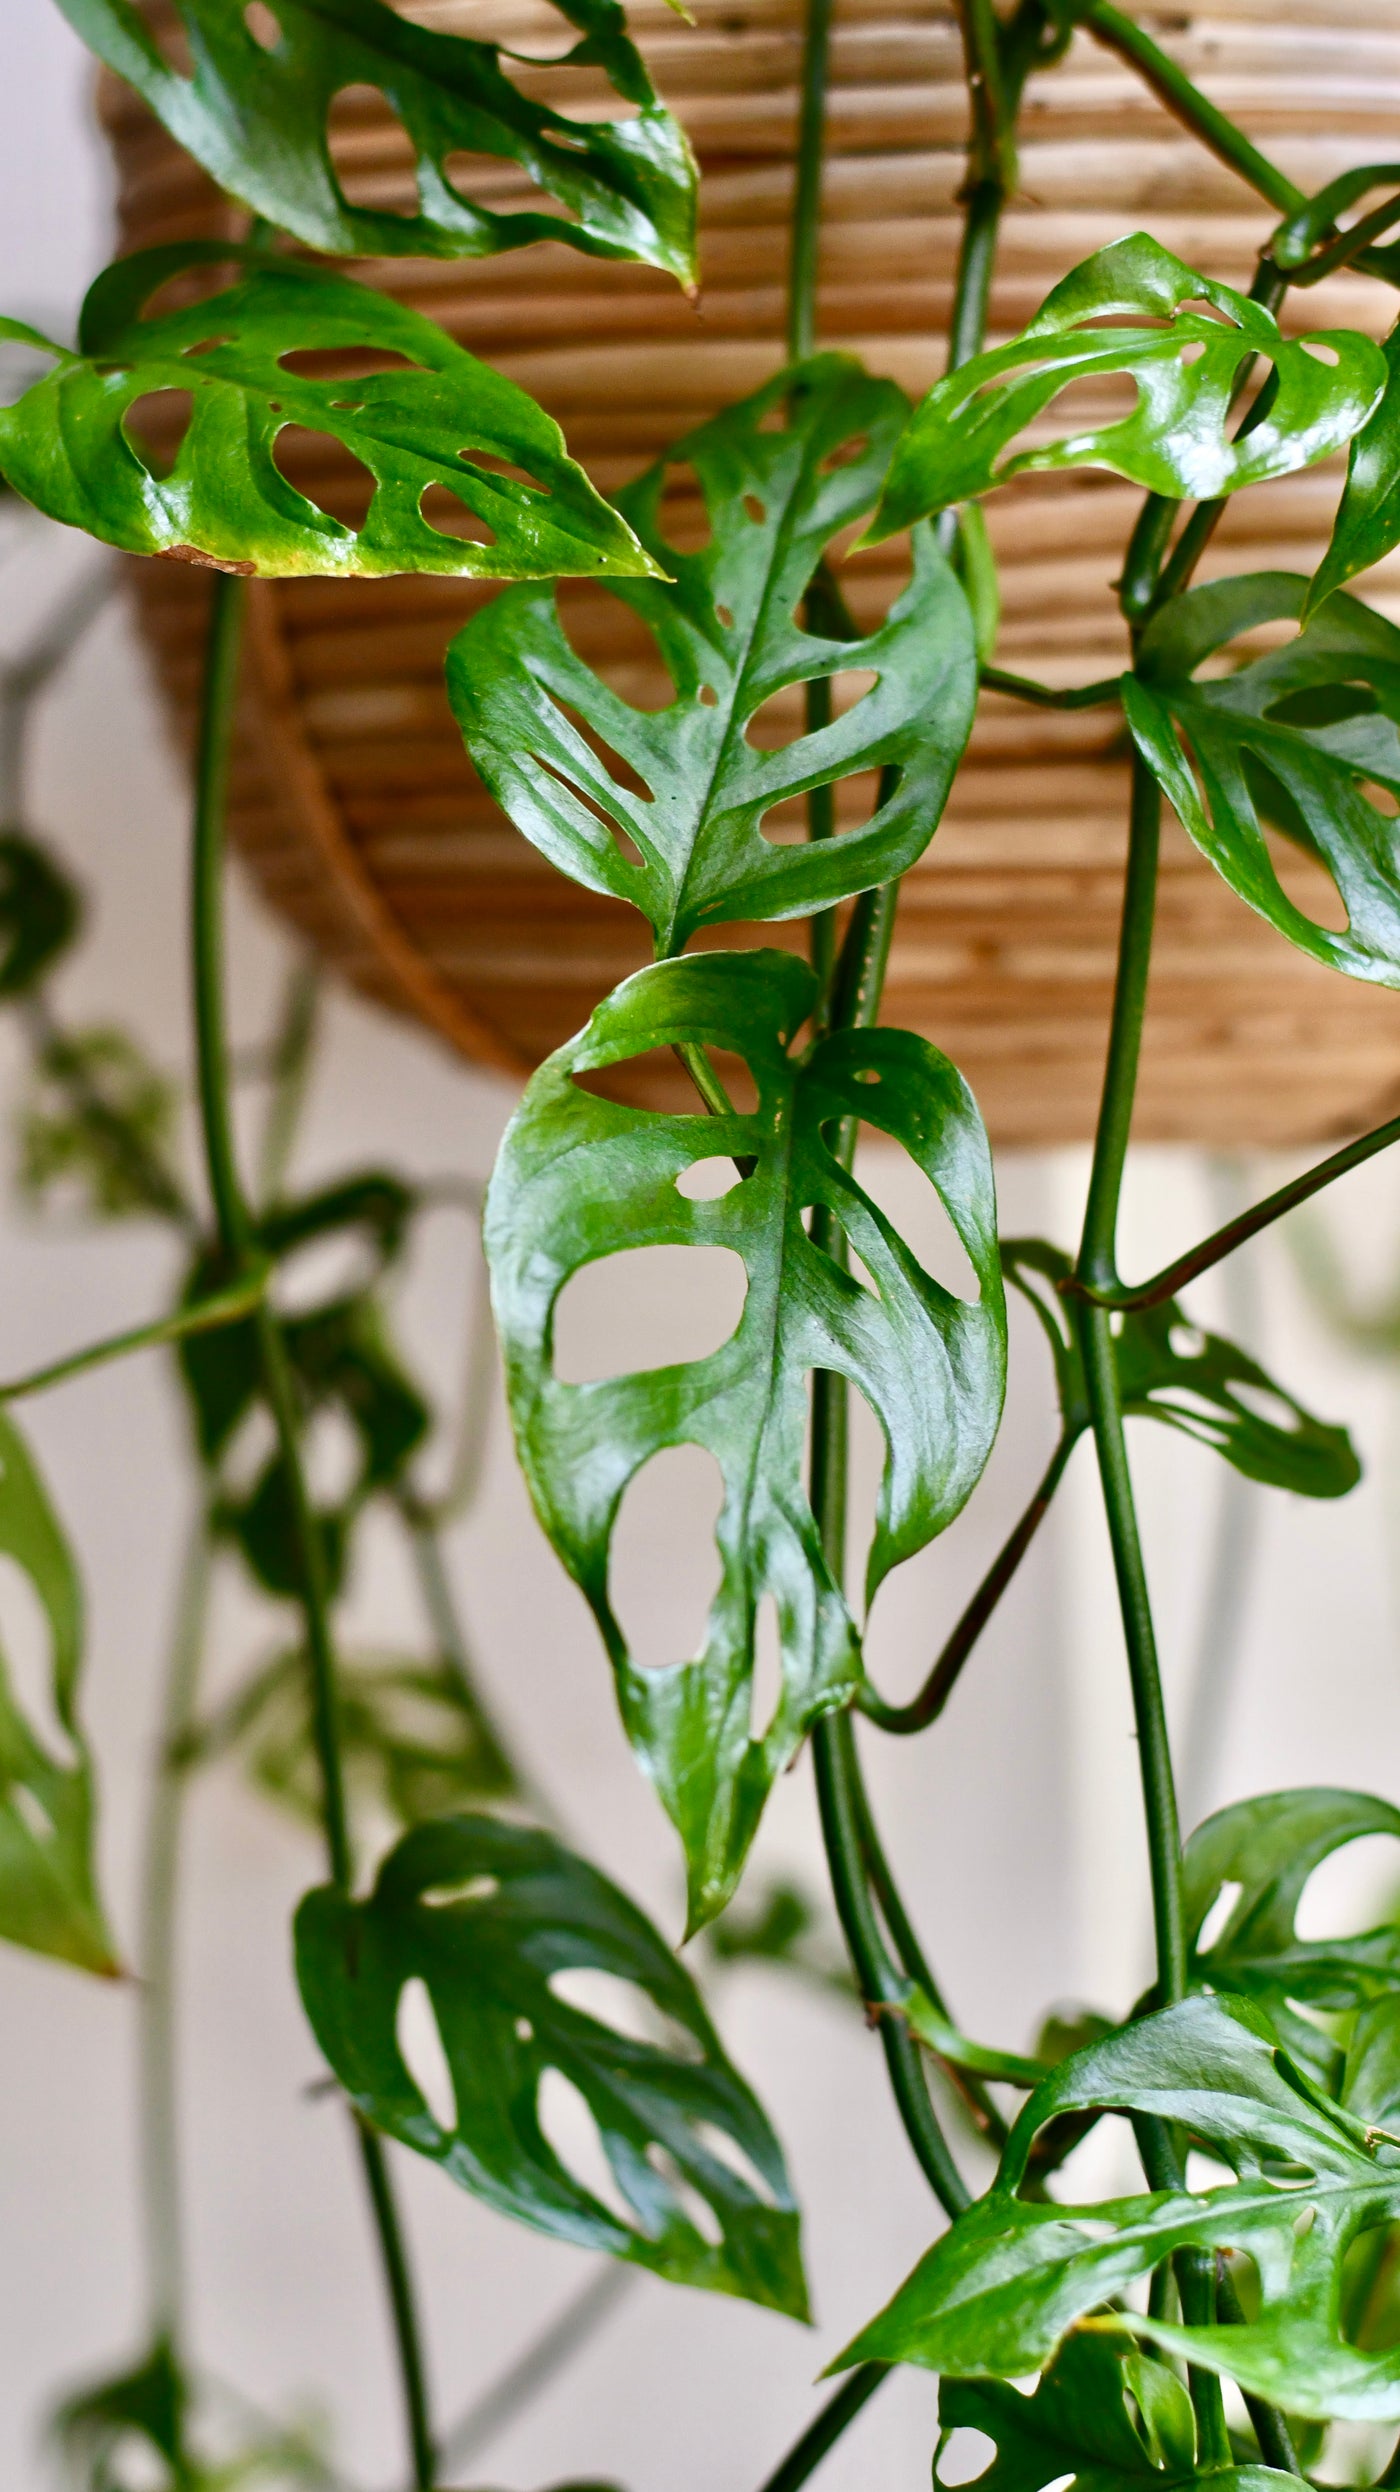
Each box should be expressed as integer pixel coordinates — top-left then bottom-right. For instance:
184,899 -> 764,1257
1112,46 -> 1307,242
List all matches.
104,0 -> 1400,1140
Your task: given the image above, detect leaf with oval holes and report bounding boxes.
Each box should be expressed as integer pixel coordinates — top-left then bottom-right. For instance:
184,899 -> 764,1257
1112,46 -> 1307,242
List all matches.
1124,572 -> 1400,988
293,1812 -> 808,2314
52,0 -> 697,284
485,949 -> 1006,1927
0,1408 -> 116,1974
832,1991 -> 1400,2423
862,233 -> 1385,544
1310,324 -> 1400,613
1004,1239 -> 1359,1497
0,832 -> 81,1000
0,248 -> 657,581
935,2331 -> 1291,2492
1183,1787 -> 1400,2089
447,357 -> 978,951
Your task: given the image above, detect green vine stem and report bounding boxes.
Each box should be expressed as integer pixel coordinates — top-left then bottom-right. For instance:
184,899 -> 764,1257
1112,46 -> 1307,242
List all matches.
754,2362 -> 891,2492
139,1513 -> 214,2350
0,1269 -> 268,1404
189,573 -> 436,2491
786,0 -> 835,364
1076,0 -> 1302,217
857,1433 -> 1073,1737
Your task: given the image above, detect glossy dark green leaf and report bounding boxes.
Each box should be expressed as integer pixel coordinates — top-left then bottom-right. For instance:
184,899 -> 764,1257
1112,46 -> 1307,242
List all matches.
935,2332 -> 1289,2492
19,1023 -> 181,1222
1184,1786 -> 1400,2085
0,1409 -> 116,1974
0,251 -> 656,580
865,234 -> 1384,543
835,1992 -> 1400,2422
56,0 -> 696,283
1005,1238 -> 1359,1497
190,1641 -> 517,1833
1310,324 -> 1400,611
447,358 -> 978,950
485,950 -> 1006,1926
294,1812 -> 808,2313
0,830 -> 81,999
1125,572 -> 1400,988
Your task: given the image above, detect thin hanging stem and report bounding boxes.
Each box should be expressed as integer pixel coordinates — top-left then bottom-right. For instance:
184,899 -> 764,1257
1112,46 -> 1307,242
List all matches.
0,1270 -> 269,1404
859,1433 -> 1073,1735
139,1514 -> 215,2352
786,0 -> 835,364
256,961 -> 320,1210
189,574 -> 435,2492
753,2363 -> 890,2492
1077,0 -> 1302,217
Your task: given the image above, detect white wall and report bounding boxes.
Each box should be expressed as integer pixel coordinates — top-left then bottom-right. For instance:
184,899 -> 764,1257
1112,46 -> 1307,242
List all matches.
3,10 -> 1400,2489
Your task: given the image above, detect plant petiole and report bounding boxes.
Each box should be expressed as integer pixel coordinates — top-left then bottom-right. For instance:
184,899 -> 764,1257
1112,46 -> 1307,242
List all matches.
753,2362 -> 890,2492
0,1267 -> 270,1404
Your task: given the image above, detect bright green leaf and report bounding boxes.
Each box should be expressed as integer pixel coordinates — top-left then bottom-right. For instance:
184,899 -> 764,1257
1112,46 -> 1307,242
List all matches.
484,950 -> 1006,1926
0,1408 -> 116,1974
294,1812 -> 809,2314
1310,323 -> 1400,611
447,358 -> 978,951
0,249 -> 656,581
1125,573 -> 1400,988
1005,1238 -> 1359,1497
54,0 -> 697,285
1184,1786 -> 1400,2084
865,234 -> 1385,543
935,2333 -> 1288,2492
834,1992 -> 1400,2423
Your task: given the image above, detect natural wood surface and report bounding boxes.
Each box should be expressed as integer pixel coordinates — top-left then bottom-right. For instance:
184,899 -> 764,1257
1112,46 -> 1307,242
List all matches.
106,0 -> 1400,1141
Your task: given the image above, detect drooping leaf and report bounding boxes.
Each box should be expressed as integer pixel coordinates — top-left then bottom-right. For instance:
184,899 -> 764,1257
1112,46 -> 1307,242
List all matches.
934,2331 -> 1288,2492
294,1812 -> 809,2314
189,1641 -> 517,1833
484,950 -> 1006,1926
864,234 -> 1385,544
834,1992 -> 1400,2423
1005,1238 -> 1359,1497
1183,1786 -> 1400,2085
0,1409 -> 116,1974
18,1023 -> 182,1222
0,831 -> 82,999
447,358 -> 978,951
1124,572 -> 1400,988
57,0 -> 697,284
0,249 -> 656,580
1310,323 -> 1400,612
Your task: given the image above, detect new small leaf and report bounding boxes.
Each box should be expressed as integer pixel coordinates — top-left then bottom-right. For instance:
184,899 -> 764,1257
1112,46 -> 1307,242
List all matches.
865,234 -> 1384,543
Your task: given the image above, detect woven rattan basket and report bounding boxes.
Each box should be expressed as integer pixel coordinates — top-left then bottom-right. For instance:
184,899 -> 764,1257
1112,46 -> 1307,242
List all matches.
103,0 -> 1400,1142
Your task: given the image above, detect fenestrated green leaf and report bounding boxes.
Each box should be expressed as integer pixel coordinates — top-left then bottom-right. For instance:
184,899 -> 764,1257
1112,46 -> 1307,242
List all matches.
0,1409 -> 116,1975
0,249 -> 656,581
1125,572 -> 1400,988
484,950 -> 1006,1926
447,358 -> 978,951
1310,323 -> 1400,612
1184,1786 -> 1400,2085
188,1641 -> 517,1834
294,1812 -> 808,2315
833,1992 -> 1400,2423
1005,1238 -> 1359,1497
935,2332 -> 1289,2492
58,0 -> 696,284
864,234 -> 1385,545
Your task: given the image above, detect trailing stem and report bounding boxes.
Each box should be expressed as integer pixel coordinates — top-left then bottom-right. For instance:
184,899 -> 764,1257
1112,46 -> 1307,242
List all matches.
189,573 -> 436,2492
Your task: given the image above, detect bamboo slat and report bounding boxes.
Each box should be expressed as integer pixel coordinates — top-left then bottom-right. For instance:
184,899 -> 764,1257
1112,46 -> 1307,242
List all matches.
104,0 -> 1400,1140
